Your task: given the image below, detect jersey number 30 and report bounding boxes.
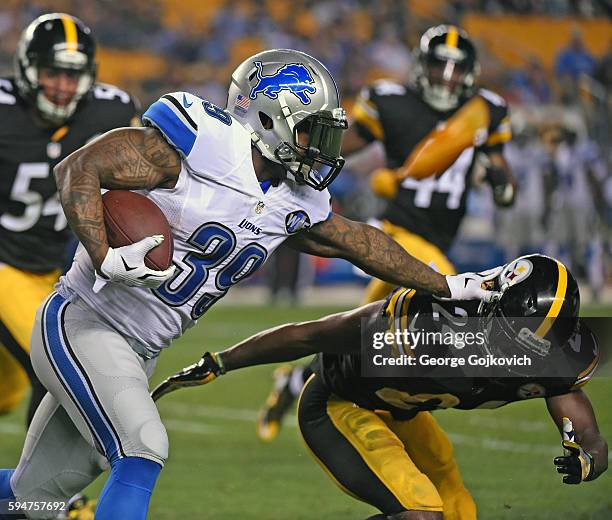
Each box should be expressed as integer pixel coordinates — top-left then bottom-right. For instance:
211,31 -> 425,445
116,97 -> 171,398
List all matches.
153,222 -> 267,319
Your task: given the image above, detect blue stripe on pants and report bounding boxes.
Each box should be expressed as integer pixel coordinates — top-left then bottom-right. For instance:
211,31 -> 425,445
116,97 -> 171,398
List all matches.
41,293 -> 124,461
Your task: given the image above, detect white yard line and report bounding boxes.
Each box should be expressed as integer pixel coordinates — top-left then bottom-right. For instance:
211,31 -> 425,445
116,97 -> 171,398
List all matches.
466,415 -> 549,432
158,402 -> 287,424
163,419 -> 224,435
448,432 -> 558,455
0,423 -> 24,435
2,404 -> 611,461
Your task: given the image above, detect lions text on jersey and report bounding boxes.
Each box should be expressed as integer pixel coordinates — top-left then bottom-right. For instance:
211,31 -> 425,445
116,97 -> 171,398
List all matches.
58,92 -> 331,354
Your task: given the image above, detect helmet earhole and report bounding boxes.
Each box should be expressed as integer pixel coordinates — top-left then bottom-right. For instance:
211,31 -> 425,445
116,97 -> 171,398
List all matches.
259,112 -> 273,130
525,295 -> 537,315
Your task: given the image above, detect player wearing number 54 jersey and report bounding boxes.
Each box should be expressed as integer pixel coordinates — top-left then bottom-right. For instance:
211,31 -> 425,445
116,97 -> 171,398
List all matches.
0,13 -> 137,422
0,49 -> 499,519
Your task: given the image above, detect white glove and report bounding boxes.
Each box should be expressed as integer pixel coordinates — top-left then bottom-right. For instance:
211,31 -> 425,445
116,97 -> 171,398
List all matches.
93,235 -> 175,293
444,266 -> 503,302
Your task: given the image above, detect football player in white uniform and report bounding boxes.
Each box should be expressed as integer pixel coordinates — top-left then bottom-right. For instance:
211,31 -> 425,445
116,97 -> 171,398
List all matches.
0,49 -> 500,519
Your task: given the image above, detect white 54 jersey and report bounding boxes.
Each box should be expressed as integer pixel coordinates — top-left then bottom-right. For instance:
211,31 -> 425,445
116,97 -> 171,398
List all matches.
59,92 -> 331,354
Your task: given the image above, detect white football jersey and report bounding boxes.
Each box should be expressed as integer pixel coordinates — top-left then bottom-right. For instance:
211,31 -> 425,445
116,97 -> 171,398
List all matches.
58,92 -> 331,354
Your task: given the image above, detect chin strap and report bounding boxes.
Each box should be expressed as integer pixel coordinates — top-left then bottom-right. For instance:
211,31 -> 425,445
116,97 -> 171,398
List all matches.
244,121 -> 277,166
36,91 -> 77,125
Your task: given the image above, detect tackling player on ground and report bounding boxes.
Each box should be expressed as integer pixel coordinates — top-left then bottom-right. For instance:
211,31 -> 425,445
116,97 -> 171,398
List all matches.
0,13 -> 137,426
0,49 -> 500,519
153,254 -> 607,519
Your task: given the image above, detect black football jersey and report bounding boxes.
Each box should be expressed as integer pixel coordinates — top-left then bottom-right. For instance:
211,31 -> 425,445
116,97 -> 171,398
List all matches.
352,82 -> 511,251
0,78 -> 138,272
316,289 -> 598,421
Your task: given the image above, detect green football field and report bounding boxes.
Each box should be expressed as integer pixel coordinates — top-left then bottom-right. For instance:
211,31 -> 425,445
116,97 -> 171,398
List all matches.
1,303 -> 610,519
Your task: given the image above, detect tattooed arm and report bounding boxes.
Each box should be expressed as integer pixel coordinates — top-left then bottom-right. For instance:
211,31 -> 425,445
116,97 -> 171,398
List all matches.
286,213 -> 450,296
54,127 -> 181,271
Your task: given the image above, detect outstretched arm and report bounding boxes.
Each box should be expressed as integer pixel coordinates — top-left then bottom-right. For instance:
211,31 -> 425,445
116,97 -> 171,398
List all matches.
220,302 -> 381,371
547,390 -> 608,483
288,214 -> 502,301
151,301 -> 382,401
286,213 -> 450,296
54,127 -> 181,271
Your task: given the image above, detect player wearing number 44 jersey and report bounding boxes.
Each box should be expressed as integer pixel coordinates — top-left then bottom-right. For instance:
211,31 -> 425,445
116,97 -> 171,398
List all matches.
345,24 -> 516,296
0,49 -> 500,519
0,13 -> 137,424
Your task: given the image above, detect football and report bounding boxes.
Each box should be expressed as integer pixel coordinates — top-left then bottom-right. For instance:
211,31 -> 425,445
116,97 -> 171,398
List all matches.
102,190 -> 173,271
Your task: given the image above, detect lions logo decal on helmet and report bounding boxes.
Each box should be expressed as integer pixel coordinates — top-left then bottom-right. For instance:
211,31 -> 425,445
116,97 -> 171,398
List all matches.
249,61 -> 316,104
227,49 -> 347,191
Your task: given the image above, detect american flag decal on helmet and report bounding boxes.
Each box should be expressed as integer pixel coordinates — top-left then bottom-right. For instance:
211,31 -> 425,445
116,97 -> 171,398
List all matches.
234,94 -> 250,114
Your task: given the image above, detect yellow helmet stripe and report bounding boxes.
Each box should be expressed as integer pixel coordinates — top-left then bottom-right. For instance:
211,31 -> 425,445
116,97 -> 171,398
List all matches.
534,260 -> 568,338
384,288 -> 415,357
61,15 -> 78,52
445,26 -> 459,49
399,289 -> 416,336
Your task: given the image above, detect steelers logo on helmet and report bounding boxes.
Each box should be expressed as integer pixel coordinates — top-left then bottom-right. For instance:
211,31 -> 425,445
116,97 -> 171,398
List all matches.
500,258 -> 533,289
477,254 -> 580,377
226,49 -> 347,191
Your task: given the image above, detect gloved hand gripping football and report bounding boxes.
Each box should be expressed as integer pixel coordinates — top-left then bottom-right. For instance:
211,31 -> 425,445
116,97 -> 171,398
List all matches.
93,235 -> 175,293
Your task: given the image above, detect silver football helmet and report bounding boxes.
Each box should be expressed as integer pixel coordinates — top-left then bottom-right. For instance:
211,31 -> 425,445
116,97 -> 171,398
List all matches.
226,49 -> 347,191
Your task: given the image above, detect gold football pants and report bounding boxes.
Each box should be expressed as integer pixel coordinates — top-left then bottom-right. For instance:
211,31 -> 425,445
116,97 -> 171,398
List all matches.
358,222 -> 473,517
362,220 -> 456,305
299,375 -> 476,519
0,264 -> 59,413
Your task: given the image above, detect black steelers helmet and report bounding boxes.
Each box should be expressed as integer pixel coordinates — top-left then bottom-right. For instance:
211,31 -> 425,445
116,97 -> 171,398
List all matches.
414,25 -> 479,112
478,254 -> 580,374
15,13 -> 96,125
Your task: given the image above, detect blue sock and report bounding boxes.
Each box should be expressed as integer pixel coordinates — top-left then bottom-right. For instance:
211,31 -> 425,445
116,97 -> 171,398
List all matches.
0,470 -> 15,501
0,469 -> 20,520
95,457 -> 161,520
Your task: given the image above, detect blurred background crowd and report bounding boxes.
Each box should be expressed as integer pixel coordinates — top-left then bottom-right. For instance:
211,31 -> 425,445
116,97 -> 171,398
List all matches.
0,0 -> 610,302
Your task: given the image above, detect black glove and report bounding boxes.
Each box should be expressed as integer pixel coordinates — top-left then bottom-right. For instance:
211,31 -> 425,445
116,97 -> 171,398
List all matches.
553,417 -> 594,484
486,166 -> 516,207
151,352 -> 225,402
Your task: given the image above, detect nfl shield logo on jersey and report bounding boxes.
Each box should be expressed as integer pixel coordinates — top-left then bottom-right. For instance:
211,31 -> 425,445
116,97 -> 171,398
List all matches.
285,210 -> 311,234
